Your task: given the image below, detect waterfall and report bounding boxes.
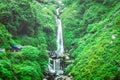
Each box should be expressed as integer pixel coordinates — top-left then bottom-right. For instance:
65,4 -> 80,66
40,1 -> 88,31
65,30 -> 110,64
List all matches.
56,8 -> 64,57
47,8 -> 64,76
44,6 -> 72,80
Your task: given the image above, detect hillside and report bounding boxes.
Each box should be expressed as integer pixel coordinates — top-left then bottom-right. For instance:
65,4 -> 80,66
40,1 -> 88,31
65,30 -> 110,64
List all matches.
0,0 -> 120,80
0,0 -> 57,80
61,0 -> 120,80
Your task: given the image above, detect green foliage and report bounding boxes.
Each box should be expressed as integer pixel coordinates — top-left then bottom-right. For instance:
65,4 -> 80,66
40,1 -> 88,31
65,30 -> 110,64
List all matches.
31,1 -> 57,50
0,59 -> 13,80
13,62 -> 42,80
0,45 -> 48,80
21,45 -> 48,72
0,0 -> 57,50
0,0 -> 57,79
62,0 -> 120,80
22,46 -> 40,61
0,24 -> 12,49
0,0 -> 35,36
0,0 -> 56,80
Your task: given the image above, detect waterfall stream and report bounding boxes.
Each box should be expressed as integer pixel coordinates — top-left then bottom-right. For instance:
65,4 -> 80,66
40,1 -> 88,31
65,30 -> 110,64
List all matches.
44,6 -> 72,80
56,7 -> 64,57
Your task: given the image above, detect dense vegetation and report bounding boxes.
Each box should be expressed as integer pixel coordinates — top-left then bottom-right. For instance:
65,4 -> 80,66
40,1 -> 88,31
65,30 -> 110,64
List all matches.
0,0 -> 57,79
61,0 -> 120,80
0,46 -> 48,80
0,0 -> 120,80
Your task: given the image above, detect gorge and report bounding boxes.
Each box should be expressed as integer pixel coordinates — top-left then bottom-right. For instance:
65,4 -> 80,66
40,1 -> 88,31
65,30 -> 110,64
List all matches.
0,0 -> 120,80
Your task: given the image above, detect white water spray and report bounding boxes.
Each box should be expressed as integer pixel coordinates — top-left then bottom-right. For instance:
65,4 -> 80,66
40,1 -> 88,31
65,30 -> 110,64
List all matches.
56,8 -> 64,57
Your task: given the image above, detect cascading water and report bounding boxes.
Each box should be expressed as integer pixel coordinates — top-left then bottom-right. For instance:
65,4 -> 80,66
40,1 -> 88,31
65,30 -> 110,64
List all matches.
51,7 -> 64,76
46,7 -> 64,78
55,8 -> 64,57
44,4 -> 72,80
